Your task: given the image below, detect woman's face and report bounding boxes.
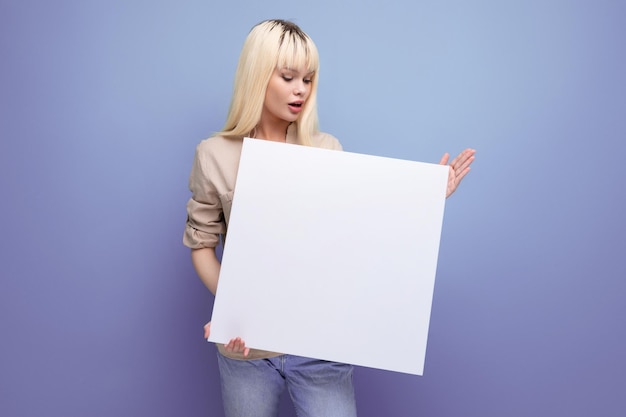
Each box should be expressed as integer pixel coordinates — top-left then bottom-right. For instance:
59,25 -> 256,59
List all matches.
262,67 -> 313,125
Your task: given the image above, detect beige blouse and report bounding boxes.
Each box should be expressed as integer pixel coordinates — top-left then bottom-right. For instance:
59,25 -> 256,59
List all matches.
183,124 -> 343,360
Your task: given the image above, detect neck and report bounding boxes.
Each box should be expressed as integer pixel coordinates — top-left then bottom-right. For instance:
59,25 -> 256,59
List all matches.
253,120 -> 290,142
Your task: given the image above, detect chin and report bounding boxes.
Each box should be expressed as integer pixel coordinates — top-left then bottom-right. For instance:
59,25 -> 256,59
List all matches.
283,115 -> 300,123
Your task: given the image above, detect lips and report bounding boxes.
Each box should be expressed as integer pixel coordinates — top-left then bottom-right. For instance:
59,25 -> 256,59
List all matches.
288,101 -> 303,113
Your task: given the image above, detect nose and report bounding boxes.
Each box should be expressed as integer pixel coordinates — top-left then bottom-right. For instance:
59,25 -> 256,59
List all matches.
293,80 -> 306,96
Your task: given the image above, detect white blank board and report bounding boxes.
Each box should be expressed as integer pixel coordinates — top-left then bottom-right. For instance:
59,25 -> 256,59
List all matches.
209,138 -> 448,375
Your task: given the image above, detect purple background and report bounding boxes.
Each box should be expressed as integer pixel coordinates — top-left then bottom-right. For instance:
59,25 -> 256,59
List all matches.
1,1 -> 625,416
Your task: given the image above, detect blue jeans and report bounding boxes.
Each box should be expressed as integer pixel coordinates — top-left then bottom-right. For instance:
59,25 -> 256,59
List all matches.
217,352 -> 357,417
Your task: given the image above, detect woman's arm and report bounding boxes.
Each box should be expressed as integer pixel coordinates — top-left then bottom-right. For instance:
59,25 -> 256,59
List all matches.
192,247 -> 251,357
191,247 -> 221,295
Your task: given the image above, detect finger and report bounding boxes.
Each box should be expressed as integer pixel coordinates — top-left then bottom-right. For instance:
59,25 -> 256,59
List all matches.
454,166 -> 471,184
451,150 -> 475,172
461,149 -> 476,162
439,153 -> 450,165
227,337 -> 247,353
450,149 -> 473,169
455,155 -> 475,173
233,338 -> 242,352
448,153 -> 460,168
225,337 -> 237,352
203,322 -> 211,339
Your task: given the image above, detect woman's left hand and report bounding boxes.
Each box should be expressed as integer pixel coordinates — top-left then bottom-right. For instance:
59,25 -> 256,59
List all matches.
204,321 -> 250,357
440,148 -> 476,198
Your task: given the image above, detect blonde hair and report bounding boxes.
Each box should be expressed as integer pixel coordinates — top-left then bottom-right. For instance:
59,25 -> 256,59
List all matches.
216,19 -> 320,146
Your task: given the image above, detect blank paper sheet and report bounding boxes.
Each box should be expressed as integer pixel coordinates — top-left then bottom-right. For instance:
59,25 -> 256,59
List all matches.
208,138 -> 448,375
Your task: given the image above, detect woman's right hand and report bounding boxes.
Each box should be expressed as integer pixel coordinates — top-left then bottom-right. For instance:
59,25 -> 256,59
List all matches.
203,321 -> 250,357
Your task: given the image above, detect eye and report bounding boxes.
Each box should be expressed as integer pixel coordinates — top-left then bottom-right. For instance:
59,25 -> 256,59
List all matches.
281,75 -> 293,82
303,78 -> 312,84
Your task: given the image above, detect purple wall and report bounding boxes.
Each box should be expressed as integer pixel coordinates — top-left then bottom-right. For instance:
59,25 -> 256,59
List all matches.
2,1 -> 625,416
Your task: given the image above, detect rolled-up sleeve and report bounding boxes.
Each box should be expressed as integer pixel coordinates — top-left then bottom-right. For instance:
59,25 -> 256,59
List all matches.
183,145 -> 224,249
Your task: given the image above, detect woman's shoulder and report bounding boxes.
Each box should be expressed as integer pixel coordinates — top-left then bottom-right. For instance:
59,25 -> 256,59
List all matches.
195,135 -> 244,159
310,131 -> 343,151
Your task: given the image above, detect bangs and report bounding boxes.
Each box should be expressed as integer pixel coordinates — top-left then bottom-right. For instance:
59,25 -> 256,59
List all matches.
276,33 -> 319,73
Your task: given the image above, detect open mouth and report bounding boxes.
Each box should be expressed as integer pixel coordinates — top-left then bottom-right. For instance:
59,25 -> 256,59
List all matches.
288,102 -> 303,113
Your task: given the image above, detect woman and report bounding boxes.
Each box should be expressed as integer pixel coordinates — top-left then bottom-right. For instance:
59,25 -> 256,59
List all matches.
184,19 -> 474,417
